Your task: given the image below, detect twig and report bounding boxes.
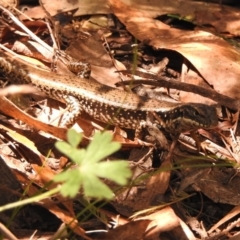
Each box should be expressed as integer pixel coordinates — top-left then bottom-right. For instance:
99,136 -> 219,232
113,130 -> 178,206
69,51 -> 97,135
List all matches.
117,71 -> 240,110
0,5 -> 53,54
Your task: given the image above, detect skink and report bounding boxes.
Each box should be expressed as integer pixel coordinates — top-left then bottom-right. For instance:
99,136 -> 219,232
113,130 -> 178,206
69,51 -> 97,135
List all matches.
0,52 -> 218,133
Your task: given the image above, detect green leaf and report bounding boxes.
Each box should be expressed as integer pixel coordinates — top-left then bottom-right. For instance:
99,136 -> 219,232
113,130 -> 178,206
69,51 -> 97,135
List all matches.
54,130 -> 131,199
54,169 -> 83,198
95,161 -> 131,185
67,148 -> 85,164
67,129 -> 82,148
83,131 -> 121,164
55,141 -> 86,164
82,174 -> 115,199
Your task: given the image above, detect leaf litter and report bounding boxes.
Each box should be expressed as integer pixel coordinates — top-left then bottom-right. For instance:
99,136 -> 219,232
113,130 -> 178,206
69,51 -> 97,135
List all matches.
0,0 -> 240,239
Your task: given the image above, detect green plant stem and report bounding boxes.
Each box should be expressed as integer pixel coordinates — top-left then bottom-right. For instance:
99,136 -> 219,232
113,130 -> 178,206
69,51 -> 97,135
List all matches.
0,186 -> 61,212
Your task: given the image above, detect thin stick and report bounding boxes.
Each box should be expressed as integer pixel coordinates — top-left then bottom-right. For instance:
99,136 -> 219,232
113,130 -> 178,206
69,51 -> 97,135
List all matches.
117,73 -> 240,110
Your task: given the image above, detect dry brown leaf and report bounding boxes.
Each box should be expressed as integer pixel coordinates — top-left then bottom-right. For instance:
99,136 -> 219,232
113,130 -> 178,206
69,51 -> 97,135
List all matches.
208,205 -> 240,234
97,220 -> 151,240
0,96 -> 98,144
133,156 -> 172,211
192,167 -> 240,205
40,0 -> 240,36
137,207 -> 182,238
40,0 -> 109,17
37,198 -> 89,239
109,0 -> 240,103
15,164 -> 88,238
0,0 -> 18,8
0,96 -> 68,139
66,35 -> 124,87
109,0 -> 240,35
19,6 -> 45,19
112,149 -> 171,216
